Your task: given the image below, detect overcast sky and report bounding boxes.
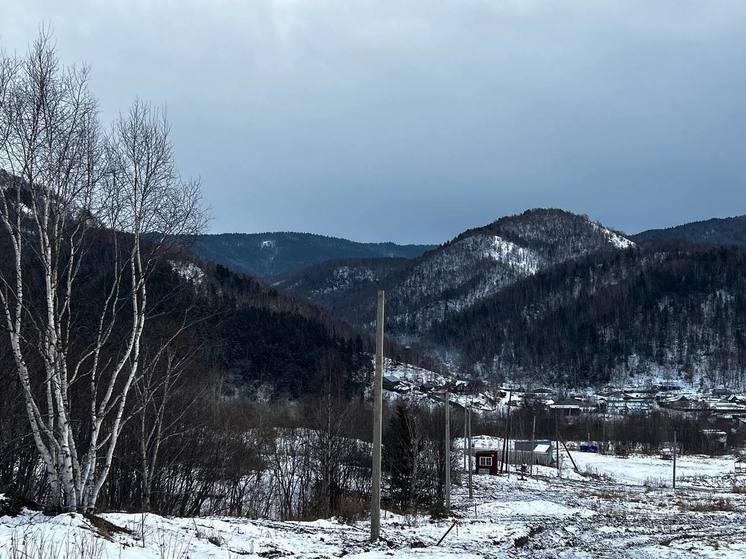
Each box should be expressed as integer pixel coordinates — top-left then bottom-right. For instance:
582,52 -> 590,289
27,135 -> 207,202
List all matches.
3,1 -> 746,243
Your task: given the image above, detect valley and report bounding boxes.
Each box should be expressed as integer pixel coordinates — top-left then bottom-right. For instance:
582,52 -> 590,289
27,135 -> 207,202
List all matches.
3,11 -> 746,557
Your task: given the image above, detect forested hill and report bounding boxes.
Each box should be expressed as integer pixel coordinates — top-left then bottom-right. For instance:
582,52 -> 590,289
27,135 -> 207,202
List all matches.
426,243 -> 746,387
0,174 -> 375,399
634,214 -> 746,246
179,232 -> 434,277
276,209 -> 636,340
164,258 -> 374,398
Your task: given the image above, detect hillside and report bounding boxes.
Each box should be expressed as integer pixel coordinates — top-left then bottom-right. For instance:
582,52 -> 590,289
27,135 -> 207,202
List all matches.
634,214 -> 746,246
0,172 -> 373,399
427,243 -> 746,387
179,232 -> 434,277
278,209 -> 636,341
272,257 -> 409,319
0,238 -> 373,400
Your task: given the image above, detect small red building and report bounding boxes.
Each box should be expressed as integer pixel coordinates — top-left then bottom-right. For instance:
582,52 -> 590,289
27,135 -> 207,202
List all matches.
474,450 -> 500,475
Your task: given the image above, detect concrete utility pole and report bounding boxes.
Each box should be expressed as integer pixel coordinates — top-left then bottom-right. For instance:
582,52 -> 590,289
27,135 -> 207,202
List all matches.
371,290 -> 385,542
444,391 -> 451,510
467,405 -> 473,500
500,389 -> 513,474
672,430 -> 677,492
463,408 -> 468,473
556,416 -> 561,477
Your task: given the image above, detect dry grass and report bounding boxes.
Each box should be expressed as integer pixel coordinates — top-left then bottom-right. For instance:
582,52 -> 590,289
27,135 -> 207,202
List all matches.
83,513 -> 132,540
580,466 -> 616,482
678,498 -> 738,512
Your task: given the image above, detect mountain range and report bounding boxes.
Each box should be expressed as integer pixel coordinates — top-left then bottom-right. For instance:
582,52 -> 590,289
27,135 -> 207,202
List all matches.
274,209 -> 635,340
9,158 -> 745,392
186,208 -> 746,387
177,232 -> 434,278
633,215 -> 746,246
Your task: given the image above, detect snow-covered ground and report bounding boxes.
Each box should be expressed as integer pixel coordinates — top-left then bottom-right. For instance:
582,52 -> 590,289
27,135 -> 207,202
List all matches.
3,445 -> 746,558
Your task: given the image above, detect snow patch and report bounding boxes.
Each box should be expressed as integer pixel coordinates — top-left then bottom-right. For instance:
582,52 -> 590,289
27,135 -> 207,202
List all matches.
168,260 -> 205,285
587,218 -> 636,250
482,236 -> 541,274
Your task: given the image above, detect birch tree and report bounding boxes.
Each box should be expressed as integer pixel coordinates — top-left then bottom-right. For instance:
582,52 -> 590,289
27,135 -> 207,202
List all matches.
0,32 -> 205,512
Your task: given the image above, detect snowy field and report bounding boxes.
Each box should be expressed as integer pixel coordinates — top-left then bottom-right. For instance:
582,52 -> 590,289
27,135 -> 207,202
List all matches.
2,444 -> 746,558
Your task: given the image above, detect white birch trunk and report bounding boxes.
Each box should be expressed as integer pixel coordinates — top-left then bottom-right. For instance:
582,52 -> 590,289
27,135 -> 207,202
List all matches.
0,34 -> 204,511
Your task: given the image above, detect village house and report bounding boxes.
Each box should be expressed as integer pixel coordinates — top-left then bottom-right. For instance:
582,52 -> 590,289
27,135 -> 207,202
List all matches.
549,399 -> 582,416
659,394 -> 708,413
382,374 -> 401,391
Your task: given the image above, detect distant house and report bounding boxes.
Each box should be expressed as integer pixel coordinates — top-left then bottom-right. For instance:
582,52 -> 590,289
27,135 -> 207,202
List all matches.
702,429 -> 728,445
659,394 -> 706,412
450,379 -> 469,394
549,399 -> 582,416
419,382 -> 435,393
382,375 -> 400,391
708,400 -> 746,416
605,396 -> 654,415
605,398 -> 627,415
623,397 -> 654,414
656,383 -> 683,392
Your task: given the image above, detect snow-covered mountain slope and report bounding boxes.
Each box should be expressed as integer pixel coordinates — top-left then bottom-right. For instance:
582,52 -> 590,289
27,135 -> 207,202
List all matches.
272,257 -> 408,318
278,209 -> 636,341
428,241 -> 746,385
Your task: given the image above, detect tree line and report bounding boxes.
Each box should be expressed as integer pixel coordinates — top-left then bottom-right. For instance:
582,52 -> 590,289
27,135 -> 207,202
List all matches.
429,243 -> 746,387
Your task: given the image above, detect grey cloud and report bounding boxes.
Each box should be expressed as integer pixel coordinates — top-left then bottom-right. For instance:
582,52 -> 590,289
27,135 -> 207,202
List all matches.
3,1 -> 746,243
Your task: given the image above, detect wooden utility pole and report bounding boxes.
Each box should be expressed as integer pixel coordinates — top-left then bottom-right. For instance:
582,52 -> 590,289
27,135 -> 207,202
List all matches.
467,405 -> 473,500
444,391 -> 451,510
672,430 -> 677,492
371,290 -> 385,542
560,438 -> 580,474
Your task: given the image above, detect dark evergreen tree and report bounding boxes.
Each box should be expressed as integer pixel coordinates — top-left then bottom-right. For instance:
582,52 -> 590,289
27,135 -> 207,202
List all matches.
382,402 -> 422,512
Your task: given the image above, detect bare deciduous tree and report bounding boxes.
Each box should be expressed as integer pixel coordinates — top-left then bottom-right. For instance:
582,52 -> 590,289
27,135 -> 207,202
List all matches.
0,31 -> 205,512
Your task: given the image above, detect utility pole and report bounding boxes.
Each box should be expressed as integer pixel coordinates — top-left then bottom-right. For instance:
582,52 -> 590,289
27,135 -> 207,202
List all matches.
463,407 -> 468,473
555,415 -> 560,477
500,389 -> 513,474
467,405 -> 473,499
371,290 -> 385,542
506,391 -> 513,478
444,391 -> 451,510
672,430 -> 677,492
